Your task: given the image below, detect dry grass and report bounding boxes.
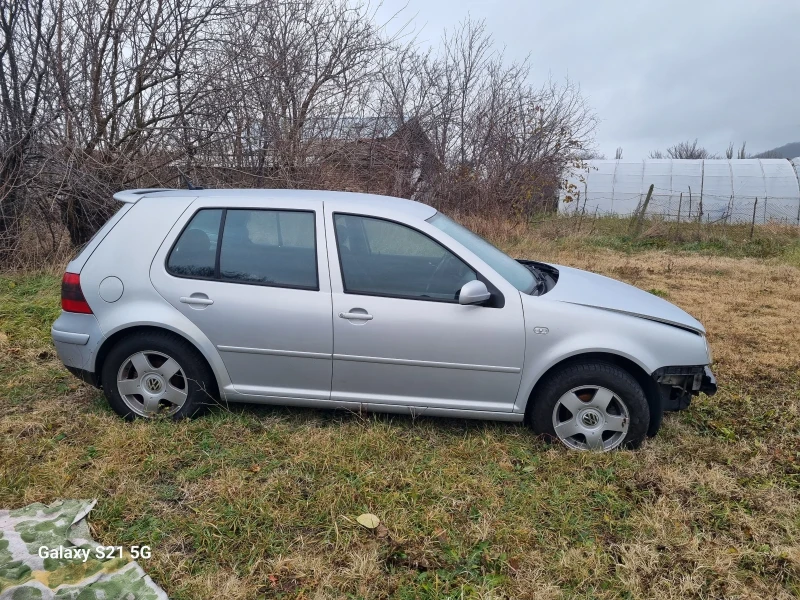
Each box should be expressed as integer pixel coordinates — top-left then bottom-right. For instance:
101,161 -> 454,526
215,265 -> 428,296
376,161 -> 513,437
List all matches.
1,219 -> 799,599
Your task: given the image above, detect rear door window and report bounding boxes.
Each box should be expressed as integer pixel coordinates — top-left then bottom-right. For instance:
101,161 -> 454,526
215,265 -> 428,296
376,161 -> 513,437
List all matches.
219,209 -> 317,289
166,209 -> 222,278
167,208 -> 318,290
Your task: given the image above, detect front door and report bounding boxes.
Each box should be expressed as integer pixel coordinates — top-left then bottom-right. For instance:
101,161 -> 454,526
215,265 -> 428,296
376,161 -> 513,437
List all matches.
151,198 -> 333,400
326,211 -> 525,413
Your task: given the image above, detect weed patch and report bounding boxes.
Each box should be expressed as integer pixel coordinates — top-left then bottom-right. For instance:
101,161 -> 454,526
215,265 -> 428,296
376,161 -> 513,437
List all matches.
1,228 -> 799,599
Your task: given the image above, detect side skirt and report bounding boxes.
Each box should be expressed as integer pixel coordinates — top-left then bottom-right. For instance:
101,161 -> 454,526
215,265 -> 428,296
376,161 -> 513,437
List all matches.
219,387 -> 525,422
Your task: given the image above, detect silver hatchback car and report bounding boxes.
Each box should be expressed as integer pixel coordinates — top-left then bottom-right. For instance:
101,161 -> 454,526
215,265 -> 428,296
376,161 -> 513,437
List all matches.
52,189 -> 716,451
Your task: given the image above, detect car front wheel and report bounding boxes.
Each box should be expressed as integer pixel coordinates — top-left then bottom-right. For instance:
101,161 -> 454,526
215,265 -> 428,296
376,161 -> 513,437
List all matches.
529,362 -> 650,451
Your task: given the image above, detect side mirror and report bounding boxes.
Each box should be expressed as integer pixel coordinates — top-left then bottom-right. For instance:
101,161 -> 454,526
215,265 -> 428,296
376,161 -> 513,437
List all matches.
459,280 -> 491,305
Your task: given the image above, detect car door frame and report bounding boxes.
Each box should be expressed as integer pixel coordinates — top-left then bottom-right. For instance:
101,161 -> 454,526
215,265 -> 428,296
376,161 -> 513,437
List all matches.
323,201 -> 527,413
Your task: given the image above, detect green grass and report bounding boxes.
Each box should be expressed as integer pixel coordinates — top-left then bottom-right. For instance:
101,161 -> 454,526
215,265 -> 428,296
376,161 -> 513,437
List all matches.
1,229 -> 800,598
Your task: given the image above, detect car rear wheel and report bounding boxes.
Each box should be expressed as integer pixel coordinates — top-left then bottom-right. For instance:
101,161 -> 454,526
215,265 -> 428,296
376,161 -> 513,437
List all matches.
529,361 -> 649,451
102,331 -> 216,420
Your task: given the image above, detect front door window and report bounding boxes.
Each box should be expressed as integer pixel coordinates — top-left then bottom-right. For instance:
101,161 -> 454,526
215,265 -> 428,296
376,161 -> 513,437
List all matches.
333,213 -> 476,302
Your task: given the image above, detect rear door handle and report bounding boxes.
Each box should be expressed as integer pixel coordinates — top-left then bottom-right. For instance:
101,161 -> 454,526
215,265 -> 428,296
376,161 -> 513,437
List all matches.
339,311 -> 373,321
180,296 -> 214,306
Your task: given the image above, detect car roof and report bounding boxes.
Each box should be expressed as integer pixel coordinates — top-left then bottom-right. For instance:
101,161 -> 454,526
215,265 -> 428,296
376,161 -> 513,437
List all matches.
113,188 -> 437,220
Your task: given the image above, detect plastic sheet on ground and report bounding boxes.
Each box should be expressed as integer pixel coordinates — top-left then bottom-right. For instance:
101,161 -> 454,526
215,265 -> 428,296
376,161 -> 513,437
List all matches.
0,499 -> 168,599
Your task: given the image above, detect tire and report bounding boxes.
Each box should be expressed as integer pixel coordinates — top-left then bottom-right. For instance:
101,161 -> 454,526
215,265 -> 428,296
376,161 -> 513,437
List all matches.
528,361 -> 650,451
101,330 -> 217,420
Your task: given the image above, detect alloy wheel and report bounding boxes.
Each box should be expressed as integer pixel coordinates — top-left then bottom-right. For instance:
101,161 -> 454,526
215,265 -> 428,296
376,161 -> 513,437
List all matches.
116,350 -> 188,417
551,385 -> 630,451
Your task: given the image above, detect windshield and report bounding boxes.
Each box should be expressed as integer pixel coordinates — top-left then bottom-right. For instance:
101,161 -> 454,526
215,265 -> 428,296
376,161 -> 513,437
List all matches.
427,213 -> 536,294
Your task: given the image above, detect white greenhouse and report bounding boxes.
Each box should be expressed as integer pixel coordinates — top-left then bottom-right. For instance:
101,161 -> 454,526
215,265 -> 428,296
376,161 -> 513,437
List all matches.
560,158 -> 800,224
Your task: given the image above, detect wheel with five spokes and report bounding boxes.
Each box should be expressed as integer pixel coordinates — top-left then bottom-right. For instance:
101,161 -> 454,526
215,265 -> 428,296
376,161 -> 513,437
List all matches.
529,361 -> 649,451
102,330 -> 216,420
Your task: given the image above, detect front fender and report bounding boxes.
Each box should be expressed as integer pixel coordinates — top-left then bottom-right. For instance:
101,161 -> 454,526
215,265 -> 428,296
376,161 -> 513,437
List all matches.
515,298 -> 708,413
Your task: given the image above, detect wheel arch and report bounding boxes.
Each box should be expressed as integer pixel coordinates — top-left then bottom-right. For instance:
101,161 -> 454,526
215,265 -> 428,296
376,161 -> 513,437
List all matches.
522,351 -> 663,436
94,324 -> 222,397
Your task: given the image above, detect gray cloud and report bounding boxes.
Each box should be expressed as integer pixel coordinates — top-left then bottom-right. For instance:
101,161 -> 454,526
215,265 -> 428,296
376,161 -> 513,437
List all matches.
377,0 -> 800,158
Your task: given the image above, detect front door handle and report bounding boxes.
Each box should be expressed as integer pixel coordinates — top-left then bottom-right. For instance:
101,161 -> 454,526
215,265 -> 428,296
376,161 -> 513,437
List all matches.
180,295 -> 214,306
339,311 -> 373,321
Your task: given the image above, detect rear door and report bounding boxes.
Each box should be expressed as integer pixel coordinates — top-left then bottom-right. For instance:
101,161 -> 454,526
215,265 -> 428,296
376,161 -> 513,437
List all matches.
150,197 -> 333,400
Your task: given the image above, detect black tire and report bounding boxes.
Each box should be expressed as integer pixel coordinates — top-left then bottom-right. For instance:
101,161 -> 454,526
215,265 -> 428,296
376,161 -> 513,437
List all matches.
528,361 -> 650,451
101,330 -> 217,420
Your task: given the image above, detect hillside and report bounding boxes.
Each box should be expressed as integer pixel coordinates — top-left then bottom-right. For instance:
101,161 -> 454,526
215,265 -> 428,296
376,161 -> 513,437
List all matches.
753,141 -> 800,159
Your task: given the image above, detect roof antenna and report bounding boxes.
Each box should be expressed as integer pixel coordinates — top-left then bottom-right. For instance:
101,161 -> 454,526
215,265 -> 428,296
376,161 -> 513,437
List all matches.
177,168 -> 203,190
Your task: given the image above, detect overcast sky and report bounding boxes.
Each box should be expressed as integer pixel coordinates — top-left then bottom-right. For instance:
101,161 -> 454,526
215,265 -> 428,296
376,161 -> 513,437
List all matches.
376,0 -> 800,159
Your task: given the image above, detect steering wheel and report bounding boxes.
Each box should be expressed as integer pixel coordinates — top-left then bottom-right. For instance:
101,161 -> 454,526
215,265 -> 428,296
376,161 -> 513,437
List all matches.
424,253 -> 457,294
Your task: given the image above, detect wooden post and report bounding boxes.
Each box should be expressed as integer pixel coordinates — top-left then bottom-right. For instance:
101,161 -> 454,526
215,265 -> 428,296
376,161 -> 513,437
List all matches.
750,197 -> 758,239
677,192 -> 683,224
631,184 -> 654,236
575,191 -> 585,233
692,185 -> 702,222
688,187 -> 693,220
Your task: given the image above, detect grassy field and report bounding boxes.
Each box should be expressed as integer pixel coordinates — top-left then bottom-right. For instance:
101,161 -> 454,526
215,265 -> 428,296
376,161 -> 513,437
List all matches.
1,218 -> 799,599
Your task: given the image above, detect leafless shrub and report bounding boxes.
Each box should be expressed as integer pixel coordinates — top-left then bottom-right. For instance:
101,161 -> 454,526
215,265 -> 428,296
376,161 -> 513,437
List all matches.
649,139 -> 717,160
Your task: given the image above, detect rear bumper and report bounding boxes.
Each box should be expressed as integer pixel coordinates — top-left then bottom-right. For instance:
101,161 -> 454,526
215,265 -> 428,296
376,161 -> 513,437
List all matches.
51,311 -> 103,377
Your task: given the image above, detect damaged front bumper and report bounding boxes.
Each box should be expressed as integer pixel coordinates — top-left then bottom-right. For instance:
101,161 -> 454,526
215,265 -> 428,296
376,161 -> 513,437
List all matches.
652,365 -> 717,411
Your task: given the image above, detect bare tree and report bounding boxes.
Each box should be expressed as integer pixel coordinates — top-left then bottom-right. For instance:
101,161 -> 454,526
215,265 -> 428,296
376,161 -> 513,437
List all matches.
576,149 -> 605,160
0,2 -> 598,266
737,141 -> 747,159
0,0 -> 57,257
649,139 -> 716,160
211,0 -> 393,184
44,0 -> 230,244
726,141 -> 749,159
392,18 -> 596,214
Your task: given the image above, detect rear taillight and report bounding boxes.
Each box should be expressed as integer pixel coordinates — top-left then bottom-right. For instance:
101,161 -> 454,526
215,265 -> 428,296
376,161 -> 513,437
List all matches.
61,272 -> 93,314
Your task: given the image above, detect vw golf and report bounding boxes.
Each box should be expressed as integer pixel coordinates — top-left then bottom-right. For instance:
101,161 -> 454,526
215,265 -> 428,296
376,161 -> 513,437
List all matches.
52,189 -> 716,451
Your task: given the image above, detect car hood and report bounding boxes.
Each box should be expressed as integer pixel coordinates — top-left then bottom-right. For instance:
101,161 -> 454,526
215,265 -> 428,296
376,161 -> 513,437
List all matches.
542,264 -> 705,333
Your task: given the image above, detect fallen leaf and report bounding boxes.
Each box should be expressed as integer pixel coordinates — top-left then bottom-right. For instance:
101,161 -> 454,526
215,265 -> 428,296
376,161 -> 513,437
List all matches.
434,528 -> 448,544
249,464 -> 261,473
376,523 -> 390,538
356,513 -> 380,529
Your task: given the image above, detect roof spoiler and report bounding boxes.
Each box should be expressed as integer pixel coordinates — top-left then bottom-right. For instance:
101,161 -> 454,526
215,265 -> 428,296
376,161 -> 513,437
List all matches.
113,189 -> 175,203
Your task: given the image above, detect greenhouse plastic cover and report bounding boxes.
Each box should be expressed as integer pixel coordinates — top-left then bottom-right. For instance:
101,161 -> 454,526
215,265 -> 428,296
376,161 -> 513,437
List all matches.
560,159 -> 800,224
